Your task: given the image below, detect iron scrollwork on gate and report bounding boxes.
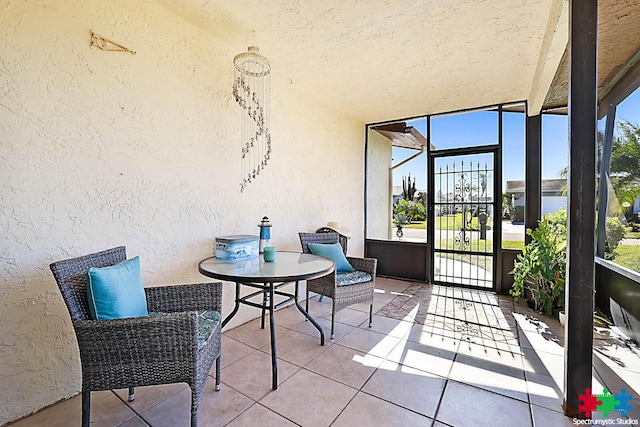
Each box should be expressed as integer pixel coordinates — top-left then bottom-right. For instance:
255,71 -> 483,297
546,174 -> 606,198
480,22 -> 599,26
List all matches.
454,162 -> 472,250
433,152 -> 494,289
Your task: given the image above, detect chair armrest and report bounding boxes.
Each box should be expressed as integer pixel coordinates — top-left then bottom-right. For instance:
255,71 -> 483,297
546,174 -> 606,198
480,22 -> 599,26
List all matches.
145,282 -> 222,313
73,313 -> 199,384
347,257 -> 377,276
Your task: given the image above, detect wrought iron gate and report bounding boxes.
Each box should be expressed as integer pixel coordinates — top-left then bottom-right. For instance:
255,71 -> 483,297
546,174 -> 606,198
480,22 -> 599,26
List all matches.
429,149 -> 497,289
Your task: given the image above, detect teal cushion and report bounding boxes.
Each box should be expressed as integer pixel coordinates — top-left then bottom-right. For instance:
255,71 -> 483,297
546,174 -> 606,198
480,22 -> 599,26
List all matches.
196,310 -> 221,350
150,310 -> 221,350
308,242 -> 355,273
336,271 -> 373,287
87,256 -> 149,320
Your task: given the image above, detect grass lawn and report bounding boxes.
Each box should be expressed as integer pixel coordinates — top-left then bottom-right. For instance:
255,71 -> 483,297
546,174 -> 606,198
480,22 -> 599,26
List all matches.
611,245 -> 640,273
502,241 -> 525,250
401,214 -> 494,231
436,214 -> 492,231
626,230 -> 640,239
436,238 -> 493,252
438,239 -> 524,251
394,226 -> 525,251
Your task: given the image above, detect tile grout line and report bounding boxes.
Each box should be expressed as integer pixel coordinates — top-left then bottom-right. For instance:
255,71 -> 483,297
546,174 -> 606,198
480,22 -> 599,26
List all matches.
429,330 -> 462,427
326,366 -> 377,426
110,389 -> 152,427
512,300 -> 537,427
330,289 -> 444,426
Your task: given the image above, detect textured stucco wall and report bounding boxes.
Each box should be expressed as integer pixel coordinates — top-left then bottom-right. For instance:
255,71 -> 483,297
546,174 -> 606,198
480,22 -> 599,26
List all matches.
366,130 -> 392,240
0,1 -> 364,424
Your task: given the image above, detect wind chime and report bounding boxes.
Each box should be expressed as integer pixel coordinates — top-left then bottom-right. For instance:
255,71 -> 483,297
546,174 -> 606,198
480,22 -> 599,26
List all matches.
232,46 -> 271,192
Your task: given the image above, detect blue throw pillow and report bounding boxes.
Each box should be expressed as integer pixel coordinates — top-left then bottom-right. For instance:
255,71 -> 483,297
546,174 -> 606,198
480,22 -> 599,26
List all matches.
308,242 -> 355,273
87,256 -> 149,320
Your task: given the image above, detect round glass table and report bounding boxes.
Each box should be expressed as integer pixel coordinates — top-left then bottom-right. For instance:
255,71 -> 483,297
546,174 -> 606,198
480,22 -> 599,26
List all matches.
198,251 -> 335,284
198,251 -> 335,390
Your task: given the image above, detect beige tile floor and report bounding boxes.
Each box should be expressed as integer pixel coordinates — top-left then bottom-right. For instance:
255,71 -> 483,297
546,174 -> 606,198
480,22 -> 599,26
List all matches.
10,277 -> 640,427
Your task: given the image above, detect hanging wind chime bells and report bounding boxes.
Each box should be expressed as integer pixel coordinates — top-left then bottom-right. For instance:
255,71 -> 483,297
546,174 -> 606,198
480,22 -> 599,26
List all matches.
233,46 -> 271,192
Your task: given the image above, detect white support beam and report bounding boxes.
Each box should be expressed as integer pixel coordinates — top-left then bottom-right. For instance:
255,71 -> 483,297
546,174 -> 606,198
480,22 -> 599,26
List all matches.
528,0 -> 569,116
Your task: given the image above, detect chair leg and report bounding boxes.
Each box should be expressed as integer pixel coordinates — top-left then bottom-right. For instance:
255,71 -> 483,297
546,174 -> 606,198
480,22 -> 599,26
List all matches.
81,391 -> 90,427
215,355 -> 221,391
331,308 -> 336,339
369,303 -> 373,327
128,387 -> 135,402
305,287 -> 309,319
191,389 -> 198,427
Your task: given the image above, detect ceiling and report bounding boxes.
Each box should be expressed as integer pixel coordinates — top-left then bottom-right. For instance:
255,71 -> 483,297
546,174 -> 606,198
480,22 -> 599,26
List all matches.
543,0 -> 640,111
154,0 -> 640,124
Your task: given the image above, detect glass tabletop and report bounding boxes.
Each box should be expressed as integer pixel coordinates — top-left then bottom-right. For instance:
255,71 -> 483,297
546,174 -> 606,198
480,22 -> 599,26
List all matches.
198,251 -> 335,283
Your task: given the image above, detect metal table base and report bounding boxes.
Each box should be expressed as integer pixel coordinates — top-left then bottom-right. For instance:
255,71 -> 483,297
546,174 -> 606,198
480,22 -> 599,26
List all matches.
221,280 -> 325,390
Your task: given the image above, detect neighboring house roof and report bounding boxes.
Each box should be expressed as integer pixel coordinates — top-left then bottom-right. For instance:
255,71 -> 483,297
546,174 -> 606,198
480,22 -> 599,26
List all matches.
505,179 -> 566,195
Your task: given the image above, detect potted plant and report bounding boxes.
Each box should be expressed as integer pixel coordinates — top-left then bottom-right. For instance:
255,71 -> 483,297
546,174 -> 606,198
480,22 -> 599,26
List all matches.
510,210 -> 567,317
394,216 -> 405,238
392,193 -> 427,239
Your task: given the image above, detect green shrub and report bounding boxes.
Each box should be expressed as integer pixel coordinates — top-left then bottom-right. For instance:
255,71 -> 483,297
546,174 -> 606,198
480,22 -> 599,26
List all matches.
605,217 -> 629,256
543,209 -> 568,227
393,199 -> 426,224
510,209 -> 567,316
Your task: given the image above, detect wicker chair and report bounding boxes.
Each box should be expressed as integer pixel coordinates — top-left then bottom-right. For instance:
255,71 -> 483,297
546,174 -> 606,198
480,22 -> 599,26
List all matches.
49,246 -> 222,427
299,232 -> 377,338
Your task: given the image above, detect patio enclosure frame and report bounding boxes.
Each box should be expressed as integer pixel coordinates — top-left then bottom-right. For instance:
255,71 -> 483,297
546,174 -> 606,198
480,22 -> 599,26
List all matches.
365,103 -> 513,291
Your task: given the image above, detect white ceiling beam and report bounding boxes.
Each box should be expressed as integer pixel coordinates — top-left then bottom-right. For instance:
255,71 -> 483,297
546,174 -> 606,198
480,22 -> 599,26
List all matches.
527,0 -> 569,116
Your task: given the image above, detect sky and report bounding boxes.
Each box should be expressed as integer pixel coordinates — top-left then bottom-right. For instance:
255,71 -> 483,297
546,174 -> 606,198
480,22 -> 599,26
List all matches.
389,87 -> 640,192
614,87 -> 640,131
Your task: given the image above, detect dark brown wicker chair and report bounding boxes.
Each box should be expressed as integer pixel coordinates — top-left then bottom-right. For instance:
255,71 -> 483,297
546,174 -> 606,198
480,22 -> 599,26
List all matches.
49,246 -> 222,427
299,232 -> 377,338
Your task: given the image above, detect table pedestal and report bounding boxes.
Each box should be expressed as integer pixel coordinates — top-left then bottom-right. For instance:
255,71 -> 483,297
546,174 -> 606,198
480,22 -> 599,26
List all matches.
221,280 -> 325,390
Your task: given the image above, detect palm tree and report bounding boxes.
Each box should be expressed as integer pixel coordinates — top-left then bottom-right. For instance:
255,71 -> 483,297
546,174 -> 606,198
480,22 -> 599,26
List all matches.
610,120 -> 640,216
558,121 -> 639,218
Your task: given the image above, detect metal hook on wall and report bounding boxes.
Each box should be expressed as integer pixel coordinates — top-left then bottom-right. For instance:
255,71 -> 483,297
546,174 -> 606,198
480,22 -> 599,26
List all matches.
90,30 -> 136,55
